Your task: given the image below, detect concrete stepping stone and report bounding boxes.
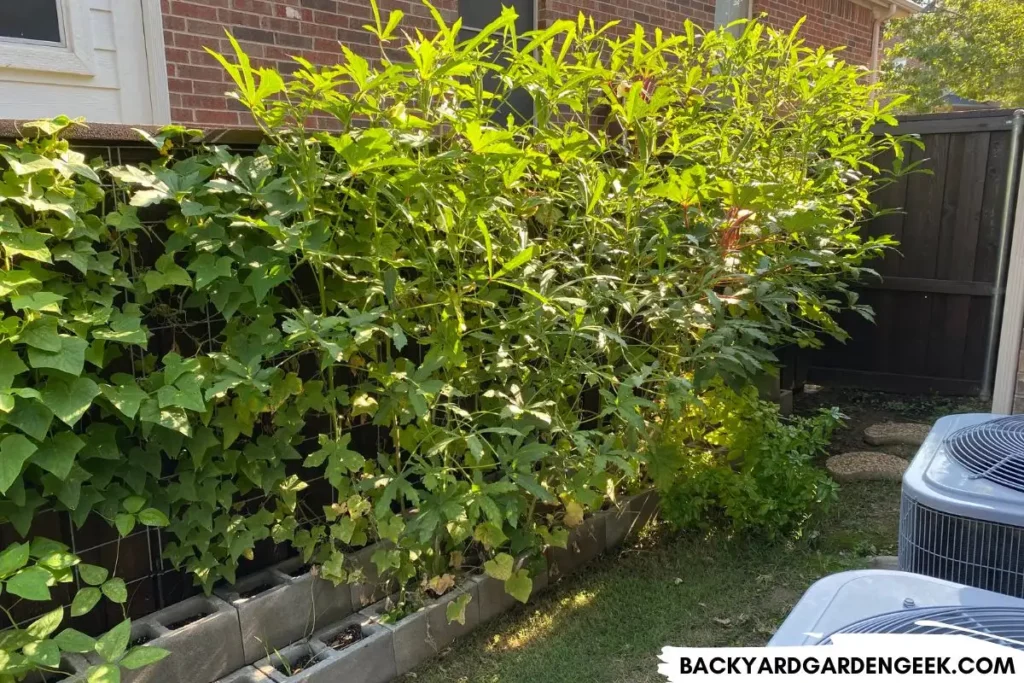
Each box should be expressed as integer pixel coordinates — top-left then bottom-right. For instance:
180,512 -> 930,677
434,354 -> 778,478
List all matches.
864,422 -> 930,447
826,451 -> 909,482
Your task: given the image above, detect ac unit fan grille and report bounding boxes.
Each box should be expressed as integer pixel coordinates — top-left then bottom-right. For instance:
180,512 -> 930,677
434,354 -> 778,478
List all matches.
821,606 -> 1024,650
899,493 -> 1024,598
945,416 -> 1024,493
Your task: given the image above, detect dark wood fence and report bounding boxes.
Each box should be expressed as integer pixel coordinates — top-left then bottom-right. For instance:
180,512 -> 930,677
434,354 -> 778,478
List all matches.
809,109 -> 1022,395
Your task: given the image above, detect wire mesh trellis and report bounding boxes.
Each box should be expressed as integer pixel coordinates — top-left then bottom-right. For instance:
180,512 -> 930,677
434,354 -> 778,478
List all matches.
0,136 -> 360,636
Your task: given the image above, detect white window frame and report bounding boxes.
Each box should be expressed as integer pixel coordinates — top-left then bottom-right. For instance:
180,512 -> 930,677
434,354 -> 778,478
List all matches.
0,0 -> 95,76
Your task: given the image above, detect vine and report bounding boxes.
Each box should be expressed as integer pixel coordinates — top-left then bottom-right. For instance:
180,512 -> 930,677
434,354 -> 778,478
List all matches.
0,4 -> 911,630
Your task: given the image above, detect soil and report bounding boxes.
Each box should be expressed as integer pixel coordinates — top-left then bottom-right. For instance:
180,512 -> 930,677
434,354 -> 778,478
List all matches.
327,624 -> 363,651
795,386 -> 987,461
130,633 -> 153,647
165,612 -> 211,630
286,564 -> 309,578
284,652 -> 318,675
239,581 -> 276,599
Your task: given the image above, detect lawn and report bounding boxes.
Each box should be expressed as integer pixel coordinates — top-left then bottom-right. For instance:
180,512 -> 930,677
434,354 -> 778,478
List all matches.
411,388 -> 985,683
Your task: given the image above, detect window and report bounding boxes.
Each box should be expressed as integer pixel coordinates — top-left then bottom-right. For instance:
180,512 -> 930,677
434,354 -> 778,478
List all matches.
0,0 -> 63,44
715,0 -> 751,33
458,0 -> 535,123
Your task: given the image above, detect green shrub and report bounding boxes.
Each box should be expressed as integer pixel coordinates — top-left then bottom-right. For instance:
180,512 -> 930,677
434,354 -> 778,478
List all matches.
658,382 -> 842,538
0,2 -> 909,616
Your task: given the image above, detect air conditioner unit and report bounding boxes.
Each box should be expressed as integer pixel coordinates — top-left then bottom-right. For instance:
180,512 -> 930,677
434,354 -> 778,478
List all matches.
899,413 -> 1024,597
770,570 -> 1024,647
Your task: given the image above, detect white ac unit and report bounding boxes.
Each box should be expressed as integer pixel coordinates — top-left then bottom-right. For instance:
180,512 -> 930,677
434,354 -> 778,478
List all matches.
770,570 -> 1024,647
899,413 -> 1024,597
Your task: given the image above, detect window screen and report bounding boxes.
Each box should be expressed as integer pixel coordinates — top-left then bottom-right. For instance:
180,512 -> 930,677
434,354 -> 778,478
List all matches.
0,0 -> 62,43
458,0 -> 535,123
460,0 -> 534,34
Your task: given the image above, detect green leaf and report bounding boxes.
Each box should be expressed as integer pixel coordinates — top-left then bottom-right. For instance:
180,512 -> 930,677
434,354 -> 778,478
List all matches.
27,335 -> 88,375
0,346 -> 28,389
4,396 -> 53,440
101,578 -> 127,604
1,229 -> 51,262
138,508 -> 169,527
23,639 -> 60,668
55,627 -> 98,653
0,542 -> 29,578
71,587 -> 102,616
79,563 -> 109,587
10,292 -> 64,313
144,255 -> 192,292
504,569 -> 533,604
8,566 -> 52,601
122,495 -> 146,514
114,513 -> 136,537
95,619 -> 131,663
99,381 -> 148,419
188,253 -> 233,290
120,646 -> 170,670
445,592 -> 472,625
31,431 -> 85,480
483,552 -> 515,581
41,377 -> 101,427
473,522 -> 507,550
87,663 -> 121,683
26,607 -> 64,639
19,316 -> 60,352
493,245 -> 538,279
0,433 -> 37,494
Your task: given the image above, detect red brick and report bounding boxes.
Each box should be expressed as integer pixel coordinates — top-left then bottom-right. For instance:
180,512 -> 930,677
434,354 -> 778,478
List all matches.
162,0 -> 878,127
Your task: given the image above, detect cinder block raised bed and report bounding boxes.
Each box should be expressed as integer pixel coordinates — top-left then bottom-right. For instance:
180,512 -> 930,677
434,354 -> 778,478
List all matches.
546,514 -> 608,581
214,666 -> 273,682
253,611 -> 394,683
361,580 -> 480,676
215,557 -> 353,664
603,490 -> 659,549
30,653 -> 89,683
348,543 -> 390,610
122,594 -> 245,683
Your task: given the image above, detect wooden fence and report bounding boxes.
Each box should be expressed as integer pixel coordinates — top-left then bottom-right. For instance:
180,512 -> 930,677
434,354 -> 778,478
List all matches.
809,109 -> 1022,395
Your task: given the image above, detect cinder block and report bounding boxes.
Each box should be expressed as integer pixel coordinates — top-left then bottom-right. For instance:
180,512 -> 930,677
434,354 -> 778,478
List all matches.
348,544 -> 389,610
123,594 -> 245,683
779,389 -> 794,416
604,490 -> 660,548
215,557 -> 353,664
311,612 -> 395,683
470,574 -> 518,623
546,514 -> 607,580
362,580 -> 480,676
253,612 -> 394,683
28,653 -> 89,683
214,666 -> 274,683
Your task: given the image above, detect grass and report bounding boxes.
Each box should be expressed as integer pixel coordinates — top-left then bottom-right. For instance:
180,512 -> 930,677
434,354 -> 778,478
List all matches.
413,480 -> 902,683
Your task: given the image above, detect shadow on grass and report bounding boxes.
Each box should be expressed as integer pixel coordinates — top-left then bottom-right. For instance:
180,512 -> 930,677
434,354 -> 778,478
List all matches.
413,481 -> 901,683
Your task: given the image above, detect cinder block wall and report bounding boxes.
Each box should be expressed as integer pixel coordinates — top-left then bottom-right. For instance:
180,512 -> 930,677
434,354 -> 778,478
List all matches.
161,0 -> 874,127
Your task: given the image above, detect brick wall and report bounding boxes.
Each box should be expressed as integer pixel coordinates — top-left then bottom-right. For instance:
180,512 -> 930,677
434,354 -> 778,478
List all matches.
538,0 -> 715,34
163,0 -> 874,127
753,0 -> 874,66
162,0 -> 459,127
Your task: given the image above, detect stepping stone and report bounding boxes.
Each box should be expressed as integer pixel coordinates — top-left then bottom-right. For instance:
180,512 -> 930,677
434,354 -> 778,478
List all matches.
864,422 -> 930,447
869,555 -> 900,570
826,451 -> 909,483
